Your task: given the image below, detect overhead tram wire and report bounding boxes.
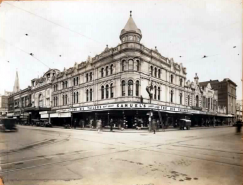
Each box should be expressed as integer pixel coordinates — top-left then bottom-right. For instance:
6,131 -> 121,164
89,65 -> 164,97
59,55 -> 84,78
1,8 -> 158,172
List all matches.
182,44 -> 240,65
159,20 -> 241,54
0,37 -> 50,69
4,2 -> 104,45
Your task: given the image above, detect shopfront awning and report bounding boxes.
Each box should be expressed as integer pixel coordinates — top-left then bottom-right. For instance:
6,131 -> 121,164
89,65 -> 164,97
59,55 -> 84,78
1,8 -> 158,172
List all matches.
50,112 -> 71,118
7,113 -> 14,117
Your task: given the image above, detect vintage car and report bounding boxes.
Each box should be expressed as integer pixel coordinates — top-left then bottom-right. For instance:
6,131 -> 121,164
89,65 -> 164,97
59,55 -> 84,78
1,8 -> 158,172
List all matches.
0,118 -> 18,132
40,119 -> 52,127
178,119 -> 191,130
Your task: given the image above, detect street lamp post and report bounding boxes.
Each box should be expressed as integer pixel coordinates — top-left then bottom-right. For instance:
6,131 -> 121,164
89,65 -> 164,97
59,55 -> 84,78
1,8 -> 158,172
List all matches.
70,86 -> 74,128
108,111 -> 110,128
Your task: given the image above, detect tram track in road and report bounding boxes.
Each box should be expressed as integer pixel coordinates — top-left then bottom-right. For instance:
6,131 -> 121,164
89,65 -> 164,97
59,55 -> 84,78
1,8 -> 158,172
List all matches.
0,147 -> 134,174
165,147 -> 243,160
1,127 -> 240,176
0,148 -> 100,166
170,144 -> 243,154
139,148 -> 243,168
0,136 -> 71,157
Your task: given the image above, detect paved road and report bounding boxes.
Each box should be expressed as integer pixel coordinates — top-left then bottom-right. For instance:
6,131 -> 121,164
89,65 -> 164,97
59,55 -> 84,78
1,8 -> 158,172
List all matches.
0,126 -> 242,185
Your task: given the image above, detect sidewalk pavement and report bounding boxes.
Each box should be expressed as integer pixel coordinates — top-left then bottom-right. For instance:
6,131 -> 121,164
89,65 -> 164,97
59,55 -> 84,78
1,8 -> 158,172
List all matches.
53,125 -> 232,133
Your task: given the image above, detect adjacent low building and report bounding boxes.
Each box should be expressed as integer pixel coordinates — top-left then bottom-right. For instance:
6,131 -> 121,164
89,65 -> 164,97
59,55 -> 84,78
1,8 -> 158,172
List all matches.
200,78 -> 237,120
236,100 -> 242,121
0,93 -> 9,118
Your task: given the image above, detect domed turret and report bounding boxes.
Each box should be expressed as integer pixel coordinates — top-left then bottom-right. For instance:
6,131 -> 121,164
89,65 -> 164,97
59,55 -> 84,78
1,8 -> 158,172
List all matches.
120,11 -> 142,43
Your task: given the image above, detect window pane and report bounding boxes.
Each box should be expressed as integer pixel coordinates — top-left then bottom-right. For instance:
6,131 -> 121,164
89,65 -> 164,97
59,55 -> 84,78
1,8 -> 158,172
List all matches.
128,60 -> 133,70
122,81 -> 125,96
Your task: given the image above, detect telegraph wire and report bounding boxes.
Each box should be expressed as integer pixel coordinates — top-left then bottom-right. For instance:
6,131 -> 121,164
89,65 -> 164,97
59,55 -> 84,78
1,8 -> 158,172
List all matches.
159,20 -> 240,53
4,2 -> 104,45
0,37 -> 50,69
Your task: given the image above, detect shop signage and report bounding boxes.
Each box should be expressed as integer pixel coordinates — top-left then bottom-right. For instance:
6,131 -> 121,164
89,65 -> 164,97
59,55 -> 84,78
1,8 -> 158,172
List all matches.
52,103 -> 218,116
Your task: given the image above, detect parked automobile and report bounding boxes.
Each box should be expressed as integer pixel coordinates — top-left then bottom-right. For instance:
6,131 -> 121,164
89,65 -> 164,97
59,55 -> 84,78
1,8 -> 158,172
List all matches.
40,119 -> 52,127
31,119 -> 40,126
178,119 -> 191,130
0,118 -> 18,132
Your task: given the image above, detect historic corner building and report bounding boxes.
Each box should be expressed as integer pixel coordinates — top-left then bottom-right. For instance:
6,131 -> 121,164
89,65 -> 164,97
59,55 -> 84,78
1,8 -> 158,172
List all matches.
8,13 -> 235,128
38,13 -> 233,128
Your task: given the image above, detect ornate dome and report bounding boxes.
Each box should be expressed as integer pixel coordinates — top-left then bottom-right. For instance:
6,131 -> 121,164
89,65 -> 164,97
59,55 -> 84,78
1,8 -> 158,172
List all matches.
120,11 -> 142,43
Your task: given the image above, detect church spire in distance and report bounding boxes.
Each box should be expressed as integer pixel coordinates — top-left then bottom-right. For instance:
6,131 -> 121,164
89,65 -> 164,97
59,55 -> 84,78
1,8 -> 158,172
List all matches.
13,71 -> 20,93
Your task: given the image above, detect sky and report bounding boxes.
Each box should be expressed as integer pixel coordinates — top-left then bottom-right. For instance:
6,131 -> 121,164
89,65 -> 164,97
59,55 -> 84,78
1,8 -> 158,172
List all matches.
0,0 -> 242,99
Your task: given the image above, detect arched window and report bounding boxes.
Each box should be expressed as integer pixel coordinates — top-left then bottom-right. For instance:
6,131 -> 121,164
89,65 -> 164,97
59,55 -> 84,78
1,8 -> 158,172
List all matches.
158,69 -> 161,78
136,80 -> 139,96
73,92 -> 76,103
106,66 -> 109,76
86,73 -> 89,82
90,89 -> 92,101
65,81 -> 68,88
122,80 -> 125,96
62,95 -> 65,105
180,78 -> 183,86
76,77 -> 79,85
150,66 -> 153,76
76,92 -> 78,103
154,68 -> 157,78
180,93 -> 183,104
101,68 -> 104,77
196,95 -> 199,107
122,60 -> 126,71
101,86 -> 104,99
110,64 -> 113,75
106,85 -> 109,99
56,97 -> 58,106
128,80 -> 133,96
65,94 -> 68,105
73,78 -> 76,86
86,89 -> 89,102
188,95 -> 190,106
158,87 -> 161,100
170,90 -> 173,103
62,81 -> 64,89
154,86 -> 157,99
38,94 -> 43,107
135,60 -> 139,71
170,75 -> 173,84
90,72 -> 92,81
128,59 -> 133,71
136,60 -> 140,71
110,83 -> 114,98
53,97 -> 56,107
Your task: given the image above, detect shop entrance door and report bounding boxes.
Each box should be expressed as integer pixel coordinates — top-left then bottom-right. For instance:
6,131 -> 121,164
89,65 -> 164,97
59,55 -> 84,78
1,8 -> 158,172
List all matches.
126,116 -> 134,128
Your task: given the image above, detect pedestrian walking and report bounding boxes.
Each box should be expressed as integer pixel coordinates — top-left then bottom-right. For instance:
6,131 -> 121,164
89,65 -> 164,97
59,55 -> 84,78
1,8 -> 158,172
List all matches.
152,118 -> 157,134
110,118 -> 114,132
0,176 -> 4,185
156,119 -> 160,131
97,119 -> 102,133
236,120 -> 242,134
90,119 -> 93,129
73,119 -> 77,129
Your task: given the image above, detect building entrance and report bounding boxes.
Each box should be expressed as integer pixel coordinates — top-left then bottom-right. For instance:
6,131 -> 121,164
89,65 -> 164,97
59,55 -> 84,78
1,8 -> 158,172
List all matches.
126,116 -> 134,128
